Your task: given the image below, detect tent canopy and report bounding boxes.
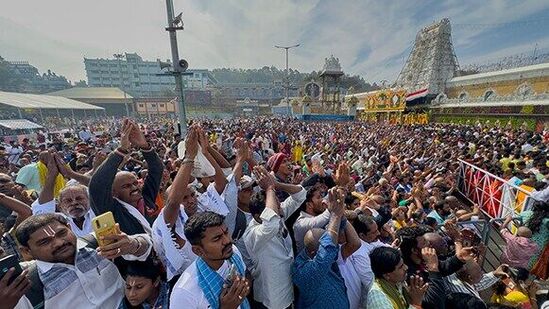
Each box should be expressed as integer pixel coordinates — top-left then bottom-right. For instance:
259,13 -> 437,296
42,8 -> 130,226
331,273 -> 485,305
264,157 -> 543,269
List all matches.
0,119 -> 43,130
0,91 -> 104,110
47,87 -> 133,102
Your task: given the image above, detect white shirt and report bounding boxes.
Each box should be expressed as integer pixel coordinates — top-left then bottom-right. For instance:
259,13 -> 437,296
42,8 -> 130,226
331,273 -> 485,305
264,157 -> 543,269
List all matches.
351,240 -> 389,307
15,240 -> 125,309
244,188 -> 306,309
337,248 -> 362,309
31,199 -> 95,237
293,209 -> 331,253
170,246 -> 244,309
197,183 -> 230,216
222,174 -> 239,236
6,145 -> 23,164
233,208 -> 254,270
152,206 -> 197,281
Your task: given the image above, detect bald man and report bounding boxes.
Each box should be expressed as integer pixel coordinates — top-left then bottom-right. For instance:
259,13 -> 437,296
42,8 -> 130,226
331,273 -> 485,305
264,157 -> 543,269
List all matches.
444,260 -> 507,304
89,121 -> 163,235
292,189 -> 350,309
424,232 -> 450,258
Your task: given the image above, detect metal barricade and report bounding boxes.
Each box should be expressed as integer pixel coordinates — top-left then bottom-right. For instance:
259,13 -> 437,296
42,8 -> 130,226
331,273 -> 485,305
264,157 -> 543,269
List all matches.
437,219 -> 491,269
457,159 -> 534,219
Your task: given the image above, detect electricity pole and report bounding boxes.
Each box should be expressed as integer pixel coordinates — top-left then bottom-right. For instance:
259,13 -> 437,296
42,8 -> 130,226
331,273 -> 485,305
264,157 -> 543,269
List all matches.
275,44 -> 300,115
164,0 -> 187,135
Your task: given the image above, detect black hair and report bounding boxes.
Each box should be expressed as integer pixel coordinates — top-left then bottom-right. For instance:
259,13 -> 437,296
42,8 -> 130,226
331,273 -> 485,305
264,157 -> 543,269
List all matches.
249,190 -> 267,216
184,211 -> 225,246
396,225 -> 432,265
344,193 -> 359,207
370,246 -> 402,278
424,217 -> 437,228
125,260 -> 161,280
434,201 -> 445,211
299,185 -> 323,211
15,213 -> 69,247
352,214 -> 376,235
527,200 -> 549,235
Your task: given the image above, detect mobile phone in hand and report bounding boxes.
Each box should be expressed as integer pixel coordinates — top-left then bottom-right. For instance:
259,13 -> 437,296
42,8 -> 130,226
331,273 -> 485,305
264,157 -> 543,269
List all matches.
0,255 -> 23,285
223,263 -> 238,288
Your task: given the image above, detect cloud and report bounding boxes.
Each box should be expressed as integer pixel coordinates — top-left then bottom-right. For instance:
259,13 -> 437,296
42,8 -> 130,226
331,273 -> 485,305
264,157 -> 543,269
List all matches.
1,0 -> 548,84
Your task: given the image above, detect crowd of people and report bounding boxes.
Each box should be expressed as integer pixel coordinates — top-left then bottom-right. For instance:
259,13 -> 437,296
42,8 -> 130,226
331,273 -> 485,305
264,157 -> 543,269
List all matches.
0,116 -> 548,309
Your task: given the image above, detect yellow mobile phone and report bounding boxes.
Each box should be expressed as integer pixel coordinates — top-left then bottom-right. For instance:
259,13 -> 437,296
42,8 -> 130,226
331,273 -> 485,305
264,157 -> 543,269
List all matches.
92,212 -> 117,247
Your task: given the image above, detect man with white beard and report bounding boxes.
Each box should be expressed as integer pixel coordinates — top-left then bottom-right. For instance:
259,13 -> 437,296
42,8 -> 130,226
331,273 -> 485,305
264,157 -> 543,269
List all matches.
31,154 -> 95,236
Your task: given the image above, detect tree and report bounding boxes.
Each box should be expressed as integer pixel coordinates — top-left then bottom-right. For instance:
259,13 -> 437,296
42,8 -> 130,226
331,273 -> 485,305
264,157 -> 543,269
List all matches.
0,56 -> 23,92
74,80 -> 88,87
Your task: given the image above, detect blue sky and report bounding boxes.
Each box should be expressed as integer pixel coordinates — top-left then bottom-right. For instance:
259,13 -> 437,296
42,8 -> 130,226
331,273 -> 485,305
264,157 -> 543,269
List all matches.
0,0 -> 548,83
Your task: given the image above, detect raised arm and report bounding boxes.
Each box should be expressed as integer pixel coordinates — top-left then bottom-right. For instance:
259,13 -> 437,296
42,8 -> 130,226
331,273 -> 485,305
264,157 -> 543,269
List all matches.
341,218 -> 362,260
38,154 -> 58,205
0,193 -> 32,222
208,144 -> 231,169
54,153 -> 91,186
89,120 -> 131,215
232,138 -> 248,183
245,167 -> 283,251
163,127 -> 198,225
254,166 -> 281,216
199,127 -> 227,194
325,187 -> 344,243
130,122 -> 164,208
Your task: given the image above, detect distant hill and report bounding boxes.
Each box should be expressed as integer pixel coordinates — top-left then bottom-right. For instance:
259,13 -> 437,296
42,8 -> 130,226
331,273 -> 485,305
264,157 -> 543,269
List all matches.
211,66 -> 379,93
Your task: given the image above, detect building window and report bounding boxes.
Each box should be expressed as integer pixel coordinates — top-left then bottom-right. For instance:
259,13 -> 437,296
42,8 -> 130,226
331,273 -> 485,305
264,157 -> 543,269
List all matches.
135,82 -> 140,87
483,90 -> 495,101
138,103 -> 144,108
159,104 -> 165,108
151,103 -> 156,108
458,92 -> 468,101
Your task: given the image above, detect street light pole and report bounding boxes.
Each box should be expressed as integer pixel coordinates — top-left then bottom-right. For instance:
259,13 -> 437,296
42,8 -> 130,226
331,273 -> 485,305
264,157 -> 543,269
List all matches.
275,44 -> 300,115
164,0 -> 187,135
114,53 -> 130,117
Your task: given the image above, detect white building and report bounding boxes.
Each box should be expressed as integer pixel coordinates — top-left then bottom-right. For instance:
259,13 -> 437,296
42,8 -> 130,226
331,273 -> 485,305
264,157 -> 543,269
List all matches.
84,53 -> 216,98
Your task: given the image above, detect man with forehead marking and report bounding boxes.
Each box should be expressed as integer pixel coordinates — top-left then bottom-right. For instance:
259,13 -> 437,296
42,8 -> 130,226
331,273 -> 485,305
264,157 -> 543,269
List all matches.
11,213 -> 150,309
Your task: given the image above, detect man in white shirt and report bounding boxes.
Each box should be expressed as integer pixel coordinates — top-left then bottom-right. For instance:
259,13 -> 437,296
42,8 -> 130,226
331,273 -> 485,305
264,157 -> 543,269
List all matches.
336,217 -> 363,309
13,213 -> 151,309
78,128 -> 93,142
244,166 -> 306,309
6,141 -> 23,165
32,184 -> 95,237
350,214 -> 390,306
170,211 -> 250,309
31,155 -> 94,237
293,185 -> 330,252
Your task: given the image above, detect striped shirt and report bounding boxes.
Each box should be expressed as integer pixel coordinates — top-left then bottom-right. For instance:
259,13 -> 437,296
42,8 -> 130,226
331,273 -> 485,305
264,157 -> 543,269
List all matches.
443,272 -> 499,299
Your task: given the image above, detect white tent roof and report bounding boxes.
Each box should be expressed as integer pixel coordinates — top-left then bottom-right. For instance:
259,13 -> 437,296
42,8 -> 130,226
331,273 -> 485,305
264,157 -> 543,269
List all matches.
0,119 -> 43,130
0,91 -> 104,110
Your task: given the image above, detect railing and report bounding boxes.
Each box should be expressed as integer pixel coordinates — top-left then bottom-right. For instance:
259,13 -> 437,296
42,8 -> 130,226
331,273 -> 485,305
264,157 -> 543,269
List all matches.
456,160 -> 534,271
457,159 -> 534,219
438,220 -> 491,268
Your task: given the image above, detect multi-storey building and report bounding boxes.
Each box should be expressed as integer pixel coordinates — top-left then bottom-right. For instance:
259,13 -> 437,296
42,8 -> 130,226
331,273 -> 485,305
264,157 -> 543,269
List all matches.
84,53 -> 216,98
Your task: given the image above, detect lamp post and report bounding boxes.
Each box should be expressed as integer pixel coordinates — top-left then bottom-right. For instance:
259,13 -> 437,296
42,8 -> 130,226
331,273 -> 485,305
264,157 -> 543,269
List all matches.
163,0 -> 187,135
275,44 -> 300,115
113,53 -> 130,117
